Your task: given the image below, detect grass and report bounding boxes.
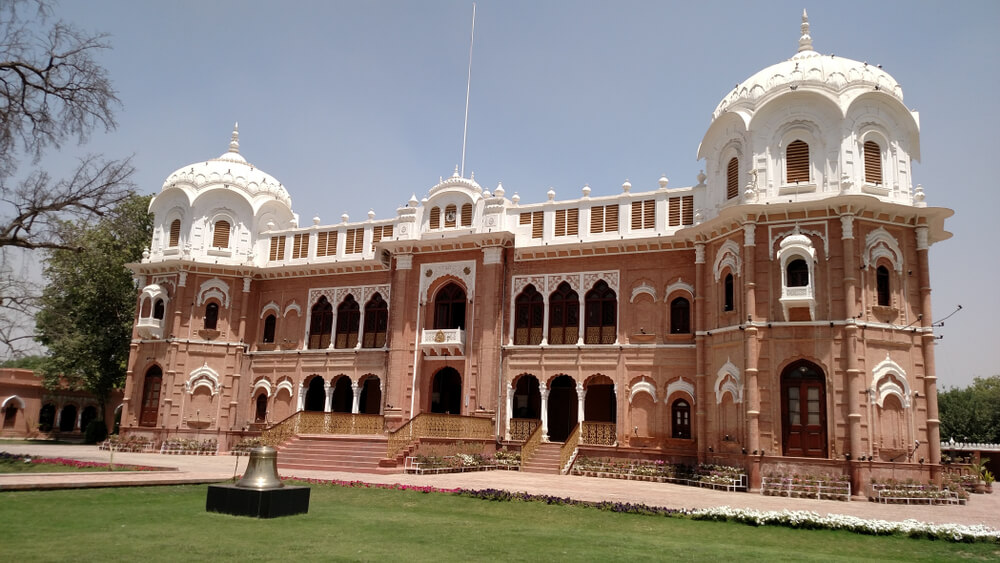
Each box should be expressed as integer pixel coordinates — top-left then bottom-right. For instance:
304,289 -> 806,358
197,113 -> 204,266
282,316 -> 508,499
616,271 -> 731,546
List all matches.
0,452 -> 156,473
1,483 -> 998,561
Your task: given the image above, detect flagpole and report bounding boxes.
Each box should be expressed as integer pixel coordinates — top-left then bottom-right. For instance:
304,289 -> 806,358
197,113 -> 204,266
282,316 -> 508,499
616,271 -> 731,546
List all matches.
460,3 -> 476,178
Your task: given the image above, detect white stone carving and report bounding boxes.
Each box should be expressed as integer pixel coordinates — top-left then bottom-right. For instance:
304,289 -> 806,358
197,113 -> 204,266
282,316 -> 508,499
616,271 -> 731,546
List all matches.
186,364 -> 220,396
664,278 -> 695,300
630,281 -> 657,303
715,360 -> 743,404
840,214 -> 855,240
196,278 -> 231,308
864,227 -> 903,272
260,301 -> 280,319
666,378 -> 696,404
629,380 -> 657,404
418,260 -> 476,304
713,239 -> 742,281
871,354 -> 911,408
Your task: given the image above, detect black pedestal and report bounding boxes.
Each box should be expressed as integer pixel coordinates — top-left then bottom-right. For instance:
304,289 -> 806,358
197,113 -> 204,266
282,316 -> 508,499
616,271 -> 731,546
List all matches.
206,484 -> 310,518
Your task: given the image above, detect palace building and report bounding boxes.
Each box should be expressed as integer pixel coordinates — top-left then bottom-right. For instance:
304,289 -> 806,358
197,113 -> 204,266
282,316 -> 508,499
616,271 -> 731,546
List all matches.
120,13 -> 952,489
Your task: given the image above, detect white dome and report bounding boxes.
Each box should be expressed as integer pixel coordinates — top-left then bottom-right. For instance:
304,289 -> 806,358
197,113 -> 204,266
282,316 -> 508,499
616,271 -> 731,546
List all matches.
712,11 -> 903,121
160,124 -> 292,208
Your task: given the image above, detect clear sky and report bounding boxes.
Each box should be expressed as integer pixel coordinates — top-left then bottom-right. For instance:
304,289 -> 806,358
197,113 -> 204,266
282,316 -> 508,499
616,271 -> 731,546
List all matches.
32,0 -> 1000,388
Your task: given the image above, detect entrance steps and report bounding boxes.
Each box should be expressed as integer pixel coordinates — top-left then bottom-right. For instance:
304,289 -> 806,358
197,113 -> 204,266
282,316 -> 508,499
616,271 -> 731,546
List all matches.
276,434 -> 399,474
521,441 -> 564,474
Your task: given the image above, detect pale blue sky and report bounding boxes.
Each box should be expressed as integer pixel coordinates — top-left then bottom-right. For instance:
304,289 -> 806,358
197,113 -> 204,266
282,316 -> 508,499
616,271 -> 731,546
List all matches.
37,1 -> 1000,387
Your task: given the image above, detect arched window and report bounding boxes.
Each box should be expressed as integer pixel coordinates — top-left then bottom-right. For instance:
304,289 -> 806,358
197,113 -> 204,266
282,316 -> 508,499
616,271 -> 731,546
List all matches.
786,139 -> 809,184
362,293 -> 389,348
672,399 -> 691,439
585,281 -> 617,344
787,259 -> 809,287
876,265 -> 891,307
514,285 -> 544,345
726,157 -> 739,200
444,204 -> 457,228
433,283 -> 466,330
169,219 -> 181,247
670,297 -> 690,334
308,297 -> 333,349
204,302 -> 219,330
255,393 -> 268,422
212,220 -> 231,248
548,282 -> 579,345
153,299 -> 165,320
262,314 -> 276,343
335,295 -> 360,349
723,273 -> 735,312
864,140 -> 882,185
139,366 -> 162,427
461,203 -> 473,226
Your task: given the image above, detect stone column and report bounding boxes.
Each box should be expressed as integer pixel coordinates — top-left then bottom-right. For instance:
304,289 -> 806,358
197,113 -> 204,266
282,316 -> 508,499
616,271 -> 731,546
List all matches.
540,384 -> 550,441
841,214 -> 863,462
324,381 -> 333,413
355,306 -> 366,350
576,383 -> 586,429
505,382 -> 514,440
238,277 -> 251,341
915,225 -> 942,480
351,380 -> 361,414
694,242 -> 708,463
743,222 -> 761,456
540,297 -> 550,346
297,382 -> 305,412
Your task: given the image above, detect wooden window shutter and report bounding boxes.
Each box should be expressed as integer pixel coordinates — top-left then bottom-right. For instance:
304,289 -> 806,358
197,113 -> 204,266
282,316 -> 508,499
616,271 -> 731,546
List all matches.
864,140 -> 882,185
461,203 -> 472,226
292,233 -> 309,259
566,208 -> 578,236
429,207 -> 441,229
520,212 -> 532,226
668,198 -> 680,227
344,228 -> 364,254
316,230 -> 337,257
371,225 -> 393,249
555,209 -> 566,236
681,196 -> 694,225
269,236 -> 286,261
605,205 -> 618,232
631,202 -> 642,230
726,157 -> 739,200
444,204 -> 457,228
590,206 -> 603,233
531,211 -> 543,239
169,219 -> 181,247
643,200 -> 654,229
786,140 -> 810,183
212,220 -> 230,248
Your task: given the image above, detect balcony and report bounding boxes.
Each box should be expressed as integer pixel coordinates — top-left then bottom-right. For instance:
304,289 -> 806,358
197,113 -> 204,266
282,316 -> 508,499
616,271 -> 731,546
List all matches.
136,317 -> 164,340
420,328 -> 466,357
780,285 -> 816,321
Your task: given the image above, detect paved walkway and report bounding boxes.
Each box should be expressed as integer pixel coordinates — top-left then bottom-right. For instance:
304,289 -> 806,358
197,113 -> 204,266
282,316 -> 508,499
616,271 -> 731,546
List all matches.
2,443 -> 998,530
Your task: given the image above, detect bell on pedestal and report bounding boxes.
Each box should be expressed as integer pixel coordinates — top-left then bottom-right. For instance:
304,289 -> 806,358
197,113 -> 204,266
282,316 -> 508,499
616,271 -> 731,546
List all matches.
236,445 -> 284,490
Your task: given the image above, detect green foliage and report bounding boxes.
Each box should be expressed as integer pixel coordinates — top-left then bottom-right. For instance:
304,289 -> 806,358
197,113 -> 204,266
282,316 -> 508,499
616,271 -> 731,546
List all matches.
939,375 -> 1000,443
34,193 -> 153,413
0,355 -> 46,369
83,419 -> 108,444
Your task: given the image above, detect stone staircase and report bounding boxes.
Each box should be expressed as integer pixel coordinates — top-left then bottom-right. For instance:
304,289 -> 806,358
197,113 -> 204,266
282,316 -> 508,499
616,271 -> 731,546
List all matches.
276,435 -> 395,473
520,441 -> 564,474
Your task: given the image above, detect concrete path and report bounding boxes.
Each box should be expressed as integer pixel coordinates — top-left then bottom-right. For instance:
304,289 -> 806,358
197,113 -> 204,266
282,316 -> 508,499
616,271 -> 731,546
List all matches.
2,443 -> 998,530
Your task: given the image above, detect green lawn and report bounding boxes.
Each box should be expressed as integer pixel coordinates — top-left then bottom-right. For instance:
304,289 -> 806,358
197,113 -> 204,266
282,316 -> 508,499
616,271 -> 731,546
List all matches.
0,452 -> 153,473
0,484 -> 996,562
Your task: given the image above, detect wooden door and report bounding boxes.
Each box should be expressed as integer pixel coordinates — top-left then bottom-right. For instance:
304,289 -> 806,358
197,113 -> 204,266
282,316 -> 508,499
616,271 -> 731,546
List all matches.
139,371 -> 162,427
781,363 -> 827,457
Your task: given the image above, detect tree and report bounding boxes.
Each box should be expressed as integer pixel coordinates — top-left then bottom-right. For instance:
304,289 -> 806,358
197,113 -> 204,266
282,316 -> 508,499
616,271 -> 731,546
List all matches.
0,0 -> 135,355
35,193 -> 152,425
939,375 -> 1000,444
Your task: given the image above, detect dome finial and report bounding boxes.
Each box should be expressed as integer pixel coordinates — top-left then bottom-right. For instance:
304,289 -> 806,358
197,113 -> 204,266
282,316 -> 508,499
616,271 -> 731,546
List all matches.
229,122 -> 240,154
798,9 -> 813,53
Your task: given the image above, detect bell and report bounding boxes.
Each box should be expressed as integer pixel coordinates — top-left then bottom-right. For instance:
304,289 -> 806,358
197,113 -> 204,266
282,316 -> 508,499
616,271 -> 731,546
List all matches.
236,446 -> 285,490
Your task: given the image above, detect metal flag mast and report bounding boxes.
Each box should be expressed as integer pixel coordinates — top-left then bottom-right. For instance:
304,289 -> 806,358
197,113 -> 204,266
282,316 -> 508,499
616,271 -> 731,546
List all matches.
460,3 -> 475,178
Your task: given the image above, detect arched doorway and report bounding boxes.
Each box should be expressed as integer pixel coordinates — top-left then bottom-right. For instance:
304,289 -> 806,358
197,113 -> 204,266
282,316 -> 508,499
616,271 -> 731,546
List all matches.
39,403 -> 55,431
79,405 -> 98,432
3,403 -> 17,429
255,393 -> 268,422
584,375 -> 616,422
139,366 -> 162,427
513,375 -> 541,419
433,283 -> 466,329
330,376 -> 353,412
358,377 -> 381,414
431,368 -> 462,414
781,360 -> 828,457
547,375 -> 578,442
59,405 -> 77,432
304,377 -> 326,412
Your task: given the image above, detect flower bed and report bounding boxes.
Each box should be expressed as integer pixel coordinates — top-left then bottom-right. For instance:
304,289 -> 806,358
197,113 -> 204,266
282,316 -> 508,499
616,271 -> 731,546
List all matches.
761,473 -> 851,501
228,437 -> 263,455
405,453 -> 504,474
0,452 -> 160,472
493,448 -> 521,469
159,438 -> 218,455
870,479 -> 963,505
571,457 -> 747,492
98,435 -> 154,453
